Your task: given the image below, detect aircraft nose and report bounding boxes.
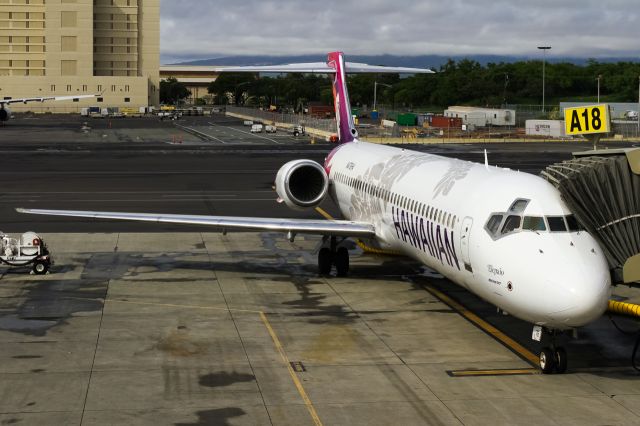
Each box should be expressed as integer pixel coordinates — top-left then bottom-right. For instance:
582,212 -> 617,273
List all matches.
546,267 -> 611,327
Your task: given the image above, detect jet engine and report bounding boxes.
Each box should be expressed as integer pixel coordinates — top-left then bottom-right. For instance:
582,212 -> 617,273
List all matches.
275,159 -> 329,210
0,107 -> 11,122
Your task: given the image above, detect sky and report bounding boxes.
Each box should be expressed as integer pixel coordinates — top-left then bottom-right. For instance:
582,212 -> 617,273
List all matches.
160,0 -> 640,64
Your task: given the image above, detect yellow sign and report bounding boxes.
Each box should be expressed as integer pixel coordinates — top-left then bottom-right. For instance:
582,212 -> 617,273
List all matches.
564,104 -> 610,135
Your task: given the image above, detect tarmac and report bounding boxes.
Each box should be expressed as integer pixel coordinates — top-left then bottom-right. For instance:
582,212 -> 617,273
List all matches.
0,113 -> 639,425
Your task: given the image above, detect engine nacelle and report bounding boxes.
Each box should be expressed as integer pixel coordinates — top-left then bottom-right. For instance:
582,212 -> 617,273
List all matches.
275,159 -> 329,210
0,107 -> 11,122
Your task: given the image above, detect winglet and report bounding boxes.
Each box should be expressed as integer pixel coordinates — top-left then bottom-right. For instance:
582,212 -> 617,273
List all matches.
327,52 -> 358,144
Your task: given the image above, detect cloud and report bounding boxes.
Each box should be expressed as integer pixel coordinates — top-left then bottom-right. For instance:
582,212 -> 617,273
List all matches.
160,0 -> 640,63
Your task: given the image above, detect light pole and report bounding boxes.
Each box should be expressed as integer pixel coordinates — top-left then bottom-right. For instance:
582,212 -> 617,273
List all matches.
373,81 -> 392,112
538,46 -> 551,112
597,74 -> 602,103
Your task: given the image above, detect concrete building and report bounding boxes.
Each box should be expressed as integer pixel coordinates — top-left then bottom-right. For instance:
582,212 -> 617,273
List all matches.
0,0 -> 159,112
159,65 -> 220,104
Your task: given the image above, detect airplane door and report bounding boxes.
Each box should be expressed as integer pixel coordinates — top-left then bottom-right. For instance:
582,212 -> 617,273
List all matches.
460,217 -> 473,273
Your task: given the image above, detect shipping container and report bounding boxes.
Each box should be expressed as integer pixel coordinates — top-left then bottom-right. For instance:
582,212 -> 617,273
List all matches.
397,113 -> 417,126
525,120 -> 566,137
429,115 -> 462,128
307,104 -> 334,118
444,106 -> 515,127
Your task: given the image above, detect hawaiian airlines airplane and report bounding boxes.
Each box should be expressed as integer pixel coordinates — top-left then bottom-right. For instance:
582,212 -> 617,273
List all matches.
17,52 -> 611,374
0,94 -> 96,122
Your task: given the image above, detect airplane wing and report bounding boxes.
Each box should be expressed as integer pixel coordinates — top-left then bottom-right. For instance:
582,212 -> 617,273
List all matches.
0,94 -> 96,106
16,208 -> 376,238
211,62 -> 434,74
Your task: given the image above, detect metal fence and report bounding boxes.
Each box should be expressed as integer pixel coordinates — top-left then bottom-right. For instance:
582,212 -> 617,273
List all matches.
225,106 -> 337,133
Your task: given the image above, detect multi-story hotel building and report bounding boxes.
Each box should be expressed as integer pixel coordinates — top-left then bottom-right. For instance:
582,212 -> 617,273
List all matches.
0,0 -> 159,112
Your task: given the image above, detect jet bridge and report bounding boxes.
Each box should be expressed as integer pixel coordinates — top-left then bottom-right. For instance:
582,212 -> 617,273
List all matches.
541,148 -> 640,285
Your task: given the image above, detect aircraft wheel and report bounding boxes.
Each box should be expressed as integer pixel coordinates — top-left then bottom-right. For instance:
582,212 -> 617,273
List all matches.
334,247 -> 349,277
32,260 -> 49,275
554,347 -> 568,374
318,248 -> 333,276
539,347 -> 556,374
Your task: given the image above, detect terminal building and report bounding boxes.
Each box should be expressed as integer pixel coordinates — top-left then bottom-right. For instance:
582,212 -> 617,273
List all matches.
0,0 -> 160,112
159,65 -> 220,104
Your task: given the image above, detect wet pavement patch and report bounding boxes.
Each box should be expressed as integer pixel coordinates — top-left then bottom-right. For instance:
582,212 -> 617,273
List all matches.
198,371 -> 255,388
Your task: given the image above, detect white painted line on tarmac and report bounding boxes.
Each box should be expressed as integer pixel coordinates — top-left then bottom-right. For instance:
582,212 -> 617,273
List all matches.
208,121 -> 282,144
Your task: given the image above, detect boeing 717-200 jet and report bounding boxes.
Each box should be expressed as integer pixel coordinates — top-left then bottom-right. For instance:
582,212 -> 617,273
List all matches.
18,52 -> 611,374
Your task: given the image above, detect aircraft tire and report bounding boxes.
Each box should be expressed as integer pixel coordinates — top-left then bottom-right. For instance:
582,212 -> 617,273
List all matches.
554,347 -> 568,374
32,260 -> 49,275
318,248 -> 333,276
539,347 -> 556,374
334,247 -> 349,277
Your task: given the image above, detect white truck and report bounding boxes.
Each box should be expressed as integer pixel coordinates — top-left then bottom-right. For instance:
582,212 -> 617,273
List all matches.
0,231 -> 53,274
290,125 -> 306,136
265,125 -> 277,133
250,123 -> 264,133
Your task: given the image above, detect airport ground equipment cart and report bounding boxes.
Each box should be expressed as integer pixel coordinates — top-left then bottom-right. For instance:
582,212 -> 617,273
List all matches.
0,231 -> 53,275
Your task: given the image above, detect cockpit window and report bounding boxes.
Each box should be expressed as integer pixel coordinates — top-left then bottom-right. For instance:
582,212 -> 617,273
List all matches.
486,214 -> 503,236
547,216 -> 567,232
565,215 -> 582,232
509,199 -> 530,214
501,215 -> 521,234
522,216 -> 546,231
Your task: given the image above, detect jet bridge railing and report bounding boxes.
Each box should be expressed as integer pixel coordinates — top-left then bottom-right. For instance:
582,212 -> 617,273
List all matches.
541,148 -> 640,285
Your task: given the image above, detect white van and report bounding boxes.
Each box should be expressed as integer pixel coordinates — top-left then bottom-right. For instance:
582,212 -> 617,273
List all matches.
250,124 -> 263,133
265,125 -> 277,133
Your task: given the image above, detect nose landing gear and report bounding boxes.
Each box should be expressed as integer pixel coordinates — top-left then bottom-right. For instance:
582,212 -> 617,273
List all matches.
317,236 -> 350,277
537,327 -> 568,374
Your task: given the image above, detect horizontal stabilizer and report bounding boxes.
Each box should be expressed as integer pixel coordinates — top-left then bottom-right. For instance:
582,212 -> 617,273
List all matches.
210,62 -> 434,74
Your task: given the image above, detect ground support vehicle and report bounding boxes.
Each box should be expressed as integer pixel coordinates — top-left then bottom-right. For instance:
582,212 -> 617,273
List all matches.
0,232 -> 53,275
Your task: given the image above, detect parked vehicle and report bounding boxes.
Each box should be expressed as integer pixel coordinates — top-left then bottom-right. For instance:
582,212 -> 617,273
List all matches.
265,125 -> 277,133
291,125 -> 306,136
251,124 -> 264,133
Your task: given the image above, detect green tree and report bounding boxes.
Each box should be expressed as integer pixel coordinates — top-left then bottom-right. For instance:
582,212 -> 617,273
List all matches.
159,77 -> 191,104
207,73 -> 257,105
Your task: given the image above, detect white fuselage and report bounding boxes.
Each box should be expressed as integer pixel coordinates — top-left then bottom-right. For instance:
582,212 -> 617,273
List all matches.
325,141 -> 611,329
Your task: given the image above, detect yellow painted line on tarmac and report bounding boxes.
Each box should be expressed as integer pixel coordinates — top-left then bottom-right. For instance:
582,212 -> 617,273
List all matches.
104,298 -> 323,425
314,207 -> 538,369
447,368 -> 539,377
260,312 -> 323,426
314,207 -> 401,255
422,284 -> 540,368
315,206 -> 334,221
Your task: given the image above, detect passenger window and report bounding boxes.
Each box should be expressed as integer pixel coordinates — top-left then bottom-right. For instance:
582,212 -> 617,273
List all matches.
501,215 -> 521,234
565,215 -> 581,232
486,214 -> 503,236
522,216 -> 546,231
547,216 -> 567,232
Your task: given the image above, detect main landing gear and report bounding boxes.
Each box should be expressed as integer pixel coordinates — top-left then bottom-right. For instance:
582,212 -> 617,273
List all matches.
318,236 -> 349,277
537,327 -> 568,374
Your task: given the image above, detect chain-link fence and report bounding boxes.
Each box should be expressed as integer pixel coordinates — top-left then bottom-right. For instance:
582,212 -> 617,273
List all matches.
225,106 -> 337,133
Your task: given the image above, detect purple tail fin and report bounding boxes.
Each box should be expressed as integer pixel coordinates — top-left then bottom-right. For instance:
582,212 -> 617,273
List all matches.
327,52 -> 358,144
